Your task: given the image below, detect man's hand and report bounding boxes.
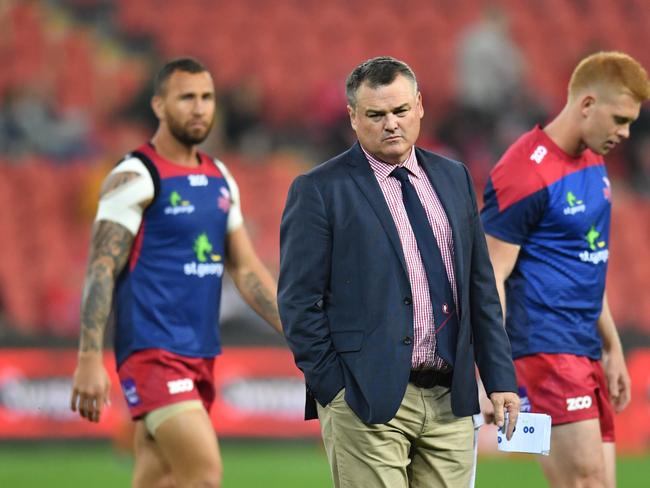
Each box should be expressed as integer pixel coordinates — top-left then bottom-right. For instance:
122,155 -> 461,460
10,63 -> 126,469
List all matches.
489,391 -> 520,440
480,388 -> 496,424
70,352 -> 111,423
602,347 -> 631,413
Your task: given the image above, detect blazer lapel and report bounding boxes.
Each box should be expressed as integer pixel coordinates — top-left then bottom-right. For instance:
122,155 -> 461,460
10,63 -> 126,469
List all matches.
417,150 -> 465,315
345,144 -> 409,279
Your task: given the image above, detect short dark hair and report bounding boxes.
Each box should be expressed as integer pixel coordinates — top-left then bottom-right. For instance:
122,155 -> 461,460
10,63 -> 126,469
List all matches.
153,57 -> 208,95
345,56 -> 418,107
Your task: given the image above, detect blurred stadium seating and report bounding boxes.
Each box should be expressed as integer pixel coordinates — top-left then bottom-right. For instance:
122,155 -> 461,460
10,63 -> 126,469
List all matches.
113,0 -> 650,119
0,0 -> 649,343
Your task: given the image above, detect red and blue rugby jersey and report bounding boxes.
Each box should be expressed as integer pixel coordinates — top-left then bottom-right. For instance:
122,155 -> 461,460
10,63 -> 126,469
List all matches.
113,143 -> 233,366
481,126 -> 611,360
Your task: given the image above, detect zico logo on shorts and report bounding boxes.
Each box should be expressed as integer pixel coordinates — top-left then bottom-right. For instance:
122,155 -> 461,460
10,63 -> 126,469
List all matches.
167,378 -> 194,395
566,395 -> 592,411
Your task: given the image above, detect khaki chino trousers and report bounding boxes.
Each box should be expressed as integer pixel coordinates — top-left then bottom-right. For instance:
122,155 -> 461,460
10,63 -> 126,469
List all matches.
317,383 -> 474,488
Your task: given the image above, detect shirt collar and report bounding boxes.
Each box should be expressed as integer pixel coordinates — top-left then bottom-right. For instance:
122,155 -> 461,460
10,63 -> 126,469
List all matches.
362,145 -> 419,182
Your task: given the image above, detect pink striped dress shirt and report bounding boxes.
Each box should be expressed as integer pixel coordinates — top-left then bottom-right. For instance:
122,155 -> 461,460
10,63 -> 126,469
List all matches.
362,146 -> 458,370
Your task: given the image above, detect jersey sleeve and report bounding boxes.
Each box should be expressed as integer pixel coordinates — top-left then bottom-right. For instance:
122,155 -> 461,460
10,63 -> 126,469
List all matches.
214,159 -> 244,233
480,156 -> 548,245
95,157 -> 155,235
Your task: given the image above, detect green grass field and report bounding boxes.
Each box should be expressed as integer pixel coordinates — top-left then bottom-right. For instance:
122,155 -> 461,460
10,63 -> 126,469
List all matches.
0,442 -> 647,487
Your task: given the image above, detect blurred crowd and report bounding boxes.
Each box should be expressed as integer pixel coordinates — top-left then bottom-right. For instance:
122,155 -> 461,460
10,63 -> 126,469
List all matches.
0,0 -> 649,340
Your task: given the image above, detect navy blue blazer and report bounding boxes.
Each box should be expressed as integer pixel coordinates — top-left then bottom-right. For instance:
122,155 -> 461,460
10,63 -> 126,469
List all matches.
278,143 -> 516,423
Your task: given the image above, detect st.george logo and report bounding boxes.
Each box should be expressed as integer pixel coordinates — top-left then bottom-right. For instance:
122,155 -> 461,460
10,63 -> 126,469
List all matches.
165,190 -> 195,215
184,233 -> 225,278
579,224 -> 608,264
563,191 -> 586,215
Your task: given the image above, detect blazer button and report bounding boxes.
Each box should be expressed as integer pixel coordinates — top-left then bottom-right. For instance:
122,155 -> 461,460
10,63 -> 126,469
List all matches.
403,336 -> 413,345
403,297 -> 412,305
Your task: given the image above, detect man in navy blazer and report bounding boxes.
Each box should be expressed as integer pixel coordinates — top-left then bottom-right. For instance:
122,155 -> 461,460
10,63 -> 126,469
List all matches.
278,57 -> 519,487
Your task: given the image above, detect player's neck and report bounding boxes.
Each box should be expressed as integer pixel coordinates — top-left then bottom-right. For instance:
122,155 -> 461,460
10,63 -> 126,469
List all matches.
150,130 -> 199,167
543,108 -> 584,158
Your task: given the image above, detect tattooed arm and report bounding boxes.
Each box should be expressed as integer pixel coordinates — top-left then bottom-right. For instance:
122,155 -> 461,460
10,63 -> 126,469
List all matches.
70,171 -> 151,423
225,226 -> 283,334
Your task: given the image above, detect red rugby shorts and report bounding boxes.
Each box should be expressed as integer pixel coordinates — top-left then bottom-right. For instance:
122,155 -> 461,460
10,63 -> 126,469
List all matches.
117,348 -> 216,420
514,353 -> 615,442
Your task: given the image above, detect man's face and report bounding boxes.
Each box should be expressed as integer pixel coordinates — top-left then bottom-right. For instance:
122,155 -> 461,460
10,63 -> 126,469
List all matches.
580,88 -> 641,155
153,70 -> 216,146
348,74 -> 424,165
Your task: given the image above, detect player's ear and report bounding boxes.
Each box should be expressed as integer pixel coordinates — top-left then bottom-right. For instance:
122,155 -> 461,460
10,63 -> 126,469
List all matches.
579,94 -> 596,118
151,95 -> 164,121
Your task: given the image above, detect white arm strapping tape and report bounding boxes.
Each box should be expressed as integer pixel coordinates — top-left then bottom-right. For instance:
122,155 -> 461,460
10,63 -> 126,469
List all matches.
214,159 -> 244,233
95,157 -> 155,235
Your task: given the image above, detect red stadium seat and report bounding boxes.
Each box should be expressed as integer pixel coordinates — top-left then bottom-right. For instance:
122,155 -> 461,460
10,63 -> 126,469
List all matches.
2,0 -> 650,338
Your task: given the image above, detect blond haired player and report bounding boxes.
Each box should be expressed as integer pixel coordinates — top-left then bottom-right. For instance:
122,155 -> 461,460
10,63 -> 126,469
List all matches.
481,52 -> 649,487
